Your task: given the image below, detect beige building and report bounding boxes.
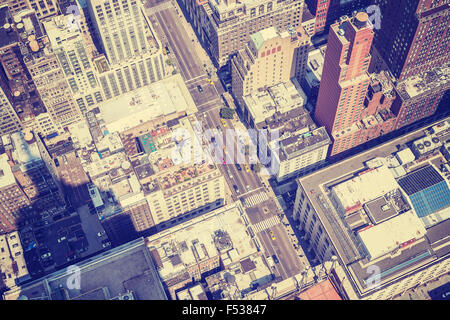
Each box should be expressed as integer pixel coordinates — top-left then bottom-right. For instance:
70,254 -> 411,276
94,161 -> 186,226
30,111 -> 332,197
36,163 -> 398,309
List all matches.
136,117 -> 226,230
0,231 -> 30,291
180,0 -> 305,66
292,118 -> 450,300
43,15 -> 104,114
24,33 -> 83,130
87,0 -> 169,99
231,25 -> 310,109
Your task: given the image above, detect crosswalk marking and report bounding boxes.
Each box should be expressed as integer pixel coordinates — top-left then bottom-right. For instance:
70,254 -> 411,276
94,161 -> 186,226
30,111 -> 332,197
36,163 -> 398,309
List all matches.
251,215 -> 281,234
242,191 -> 270,207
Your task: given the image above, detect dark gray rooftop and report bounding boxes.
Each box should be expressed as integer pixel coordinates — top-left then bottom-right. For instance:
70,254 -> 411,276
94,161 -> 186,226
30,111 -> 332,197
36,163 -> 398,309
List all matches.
3,238 -> 167,300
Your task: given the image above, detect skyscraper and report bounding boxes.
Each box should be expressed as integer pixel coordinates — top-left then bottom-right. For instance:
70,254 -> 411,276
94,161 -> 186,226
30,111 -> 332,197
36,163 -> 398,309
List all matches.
373,0 -> 449,81
24,23 -> 83,130
43,15 -> 105,114
87,0 -> 153,65
231,25 -> 310,109
314,12 -> 374,155
86,0 -> 168,99
305,0 -> 330,34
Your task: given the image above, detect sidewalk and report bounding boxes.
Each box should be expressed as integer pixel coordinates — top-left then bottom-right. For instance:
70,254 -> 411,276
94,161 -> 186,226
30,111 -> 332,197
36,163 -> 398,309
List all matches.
171,0 -> 217,77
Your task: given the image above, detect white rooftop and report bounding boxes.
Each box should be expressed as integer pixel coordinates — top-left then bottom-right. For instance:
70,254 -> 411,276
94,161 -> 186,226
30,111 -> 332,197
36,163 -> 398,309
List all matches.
358,210 -> 427,260
146,204 -> 257,280
0,154 -> 15,189
243,79 -> 306,124
10,132 -> 42,166
332,165 -> 399,212
99,74 -> 197,133
68,120 -> 93,147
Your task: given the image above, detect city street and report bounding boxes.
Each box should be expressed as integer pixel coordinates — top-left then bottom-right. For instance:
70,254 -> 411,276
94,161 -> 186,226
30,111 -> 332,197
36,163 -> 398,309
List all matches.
144,0 -> 307,281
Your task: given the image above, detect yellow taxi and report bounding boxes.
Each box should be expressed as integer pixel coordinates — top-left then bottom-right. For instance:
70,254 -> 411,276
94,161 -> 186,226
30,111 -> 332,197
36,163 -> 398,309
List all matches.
268,230 -> 276,241
221,118 -> 227,127
244,164 -> 250,172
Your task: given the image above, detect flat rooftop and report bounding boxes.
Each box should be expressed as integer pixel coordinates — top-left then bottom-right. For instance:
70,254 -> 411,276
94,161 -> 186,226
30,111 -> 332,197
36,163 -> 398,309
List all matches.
244,79 -> 307,124
146,203 -> 257,282
298,116 -> 450,296
98,74 -> 197,133
0,153 -> 16,189
396,64 -> 450,100
3,238 -> 167,300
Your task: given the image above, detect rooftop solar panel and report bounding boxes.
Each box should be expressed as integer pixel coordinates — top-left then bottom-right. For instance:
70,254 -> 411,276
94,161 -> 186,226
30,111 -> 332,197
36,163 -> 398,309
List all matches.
398,165 -> 450,218
398,165 -> 444,195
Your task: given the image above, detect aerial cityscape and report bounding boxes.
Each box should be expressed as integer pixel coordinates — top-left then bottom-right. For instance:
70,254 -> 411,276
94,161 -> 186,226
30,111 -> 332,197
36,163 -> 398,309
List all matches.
0,0 -> 448,303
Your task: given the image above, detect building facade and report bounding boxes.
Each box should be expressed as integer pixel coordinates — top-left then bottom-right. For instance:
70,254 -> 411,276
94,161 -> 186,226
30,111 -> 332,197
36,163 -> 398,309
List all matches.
43,15 -> 104,114
86,0 -> 168,99
292,118 -> 450,300
373,0 -> 449,81
180,0 -> 305,66
314,12 -> 376,155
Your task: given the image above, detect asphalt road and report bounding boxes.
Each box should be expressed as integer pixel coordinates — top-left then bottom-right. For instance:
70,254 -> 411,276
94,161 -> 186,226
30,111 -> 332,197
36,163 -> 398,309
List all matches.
144,0 -> 306,280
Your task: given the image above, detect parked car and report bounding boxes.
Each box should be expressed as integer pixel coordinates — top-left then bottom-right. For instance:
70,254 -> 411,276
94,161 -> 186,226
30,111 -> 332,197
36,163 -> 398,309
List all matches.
272,255 -> 279,264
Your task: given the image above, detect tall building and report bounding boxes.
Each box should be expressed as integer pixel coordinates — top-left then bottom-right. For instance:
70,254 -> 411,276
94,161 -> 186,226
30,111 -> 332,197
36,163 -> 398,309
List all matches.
305,0 -> 330,34
373,0 -> 449,81
231,25 -> 310,108
24,25 -> 83,131
305,0 -> 372,35
0,7 -> 47,131
314,12 -> 375,155
241,80 -> 331,181
55,0 -> 99,57
2,131 -> 66,229
87,0 -> 153,64
180,0 -> 305,66
43,15 -> 104,114
3,0 -> 30,16
86,0 -> 168,99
